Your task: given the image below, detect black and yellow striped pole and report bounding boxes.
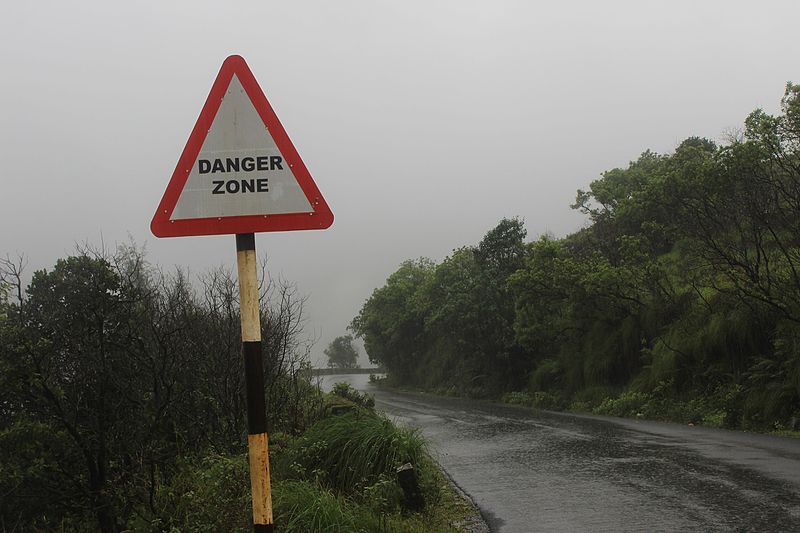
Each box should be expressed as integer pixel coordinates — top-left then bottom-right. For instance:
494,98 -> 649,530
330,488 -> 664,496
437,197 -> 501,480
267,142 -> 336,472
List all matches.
235,233 -> 274,532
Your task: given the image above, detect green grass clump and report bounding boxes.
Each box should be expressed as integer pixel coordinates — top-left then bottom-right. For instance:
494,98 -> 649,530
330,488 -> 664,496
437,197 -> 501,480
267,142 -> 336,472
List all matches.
270,409 -> 475,532
330,382 -> 376,410
287,411 -> 425,494
272,477 -> 466,533
273,480 -> 360,532
122,401 -> 475,532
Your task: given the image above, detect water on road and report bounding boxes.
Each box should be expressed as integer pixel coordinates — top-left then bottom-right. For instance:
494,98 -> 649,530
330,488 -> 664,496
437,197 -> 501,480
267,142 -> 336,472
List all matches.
322,374 -> 800,532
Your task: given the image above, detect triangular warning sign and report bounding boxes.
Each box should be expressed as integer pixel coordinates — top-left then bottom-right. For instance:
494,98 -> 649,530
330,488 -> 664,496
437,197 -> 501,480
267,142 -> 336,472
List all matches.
151,55 -> 333,237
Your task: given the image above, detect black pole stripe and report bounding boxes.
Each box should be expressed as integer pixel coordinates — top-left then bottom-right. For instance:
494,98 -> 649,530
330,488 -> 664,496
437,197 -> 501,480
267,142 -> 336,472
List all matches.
236,232 -> 256,252
254,524 -> 274,532
243,340 -> 268,435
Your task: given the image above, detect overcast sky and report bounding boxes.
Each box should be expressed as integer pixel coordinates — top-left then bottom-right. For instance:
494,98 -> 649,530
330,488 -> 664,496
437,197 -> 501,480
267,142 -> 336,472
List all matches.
2,1 -> 799,367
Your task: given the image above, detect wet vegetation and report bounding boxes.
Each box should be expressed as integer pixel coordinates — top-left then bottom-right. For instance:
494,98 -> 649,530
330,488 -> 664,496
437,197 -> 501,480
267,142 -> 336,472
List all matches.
0,250 -> 468,531
352,83 -> 800,433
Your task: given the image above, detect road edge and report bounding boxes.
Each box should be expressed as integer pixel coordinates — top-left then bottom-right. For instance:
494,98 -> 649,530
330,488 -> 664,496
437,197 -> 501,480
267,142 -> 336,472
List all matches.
436,459 -> 492,533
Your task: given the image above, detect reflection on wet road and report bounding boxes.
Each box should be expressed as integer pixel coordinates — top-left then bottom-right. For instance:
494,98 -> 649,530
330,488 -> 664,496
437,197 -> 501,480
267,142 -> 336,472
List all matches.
319,375 -> 800,532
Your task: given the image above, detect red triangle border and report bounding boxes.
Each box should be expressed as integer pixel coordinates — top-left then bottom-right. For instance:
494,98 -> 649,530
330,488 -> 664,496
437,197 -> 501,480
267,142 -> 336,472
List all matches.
150,55 -> 334,237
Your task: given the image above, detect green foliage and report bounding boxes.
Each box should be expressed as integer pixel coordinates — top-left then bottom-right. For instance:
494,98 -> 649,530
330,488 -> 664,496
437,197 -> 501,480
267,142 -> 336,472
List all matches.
593,391 -> 651,418
331,382 -> 375,410
269,409 -> 460,532
325,334 -> 360,369
531,391 -> 564,410
130,454 -> 251,532
0,421 -> 88,529
580,382 -> 745,427
351,81 -> 800,432
0,247 -> 324,531
529,358 -> 563,392
502,391 -> 563,410
273,480 -> 363,532
353,219 -> 530,395
502,391 -> 533,406
272,478 -> 454,533
285,411 -> 426,494
119,412 -> 459,533
350,258 -> 435,384
571,385 -> 620,406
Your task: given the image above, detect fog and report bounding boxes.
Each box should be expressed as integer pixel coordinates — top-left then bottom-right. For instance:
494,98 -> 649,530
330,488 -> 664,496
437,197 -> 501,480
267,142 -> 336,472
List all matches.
2,1 -> 798,366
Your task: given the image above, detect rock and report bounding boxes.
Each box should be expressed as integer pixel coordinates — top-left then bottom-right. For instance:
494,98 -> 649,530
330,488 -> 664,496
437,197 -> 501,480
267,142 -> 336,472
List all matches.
396,462 -> 425,511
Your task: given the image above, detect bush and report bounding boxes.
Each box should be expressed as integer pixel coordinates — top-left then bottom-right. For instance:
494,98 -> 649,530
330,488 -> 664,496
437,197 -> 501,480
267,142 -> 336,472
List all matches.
368,373 -> 387,384
124,416 -> 448,533
532,391 -> 564,409
593,391 -> 651,418
529,359 -> 563,392
0,421 -> 88,530
285,412 -> 425,494
130,453 -> 250,532
572,385 -> 619,408
569,400 -> 591,412
331,382 -> 375,410
502,391 -> 533,406
581,382 -> 748,428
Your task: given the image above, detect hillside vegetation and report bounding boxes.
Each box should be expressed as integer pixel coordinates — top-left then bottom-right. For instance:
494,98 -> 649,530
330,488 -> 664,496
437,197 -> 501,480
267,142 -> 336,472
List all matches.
352,83 -> 800,432
0,250 -> 471,531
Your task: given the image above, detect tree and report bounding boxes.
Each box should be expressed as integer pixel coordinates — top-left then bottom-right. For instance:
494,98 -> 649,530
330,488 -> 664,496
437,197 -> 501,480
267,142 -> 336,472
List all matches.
10,254 -> 144,531
325,335 -> 360,369
0,246 -> 320,530
350,259 -> 434,383
348,81 -> 800,429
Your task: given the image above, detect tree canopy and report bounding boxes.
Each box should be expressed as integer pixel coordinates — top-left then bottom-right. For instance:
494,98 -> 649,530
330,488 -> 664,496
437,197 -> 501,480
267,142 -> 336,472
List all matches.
325,335 -> 360,369
352,83 -> 800,429
0,247 -> 316,531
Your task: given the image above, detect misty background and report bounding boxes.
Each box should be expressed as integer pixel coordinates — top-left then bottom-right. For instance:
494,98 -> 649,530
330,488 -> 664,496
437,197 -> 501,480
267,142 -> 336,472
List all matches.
2,1 -> 798,367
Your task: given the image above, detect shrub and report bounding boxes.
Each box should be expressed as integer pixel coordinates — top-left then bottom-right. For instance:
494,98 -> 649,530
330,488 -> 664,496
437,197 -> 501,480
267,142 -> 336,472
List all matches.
569,400 -> 591,412
331,382 -> 375,410
593,391 -> 651,418
286,412 -> 425,494
572,385 -> 619,407
0,421 -> 88,530
532,391 -> 564,410
529,359 -> 563,391
502,391 -> 533,406
133,453 -> 250,532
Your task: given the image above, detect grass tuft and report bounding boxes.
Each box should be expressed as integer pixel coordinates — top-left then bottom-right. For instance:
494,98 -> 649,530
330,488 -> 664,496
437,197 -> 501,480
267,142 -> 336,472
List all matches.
286,411 -> 425,494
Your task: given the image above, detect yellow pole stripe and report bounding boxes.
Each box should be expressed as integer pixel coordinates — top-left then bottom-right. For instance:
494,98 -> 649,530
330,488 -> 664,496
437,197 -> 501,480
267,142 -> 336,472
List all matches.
237,249 -> 261,342
248,432 -> 273,525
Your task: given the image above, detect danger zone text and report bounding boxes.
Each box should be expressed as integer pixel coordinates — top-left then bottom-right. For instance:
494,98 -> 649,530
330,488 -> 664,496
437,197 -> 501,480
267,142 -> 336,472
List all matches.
199,156 -> 282,195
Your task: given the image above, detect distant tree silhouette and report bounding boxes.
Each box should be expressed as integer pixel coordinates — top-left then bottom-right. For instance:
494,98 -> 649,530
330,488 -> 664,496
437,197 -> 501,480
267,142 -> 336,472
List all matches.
325,335 -> 360,369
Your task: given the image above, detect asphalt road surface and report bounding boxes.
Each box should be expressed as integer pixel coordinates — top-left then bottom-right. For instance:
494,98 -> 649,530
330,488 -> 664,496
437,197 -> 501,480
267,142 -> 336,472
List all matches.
320,375 -> 800,532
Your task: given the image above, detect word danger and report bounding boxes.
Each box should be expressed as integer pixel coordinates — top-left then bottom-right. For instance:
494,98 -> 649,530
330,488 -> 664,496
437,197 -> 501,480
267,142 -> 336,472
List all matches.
198,156 -> 284,195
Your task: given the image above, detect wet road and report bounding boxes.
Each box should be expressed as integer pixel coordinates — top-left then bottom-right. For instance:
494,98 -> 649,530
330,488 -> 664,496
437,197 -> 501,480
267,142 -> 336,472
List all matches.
320,375 -> 800,532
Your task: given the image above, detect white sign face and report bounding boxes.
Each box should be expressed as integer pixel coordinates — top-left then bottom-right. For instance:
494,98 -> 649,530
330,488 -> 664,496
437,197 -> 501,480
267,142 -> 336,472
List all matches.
170,75 -> 313,220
